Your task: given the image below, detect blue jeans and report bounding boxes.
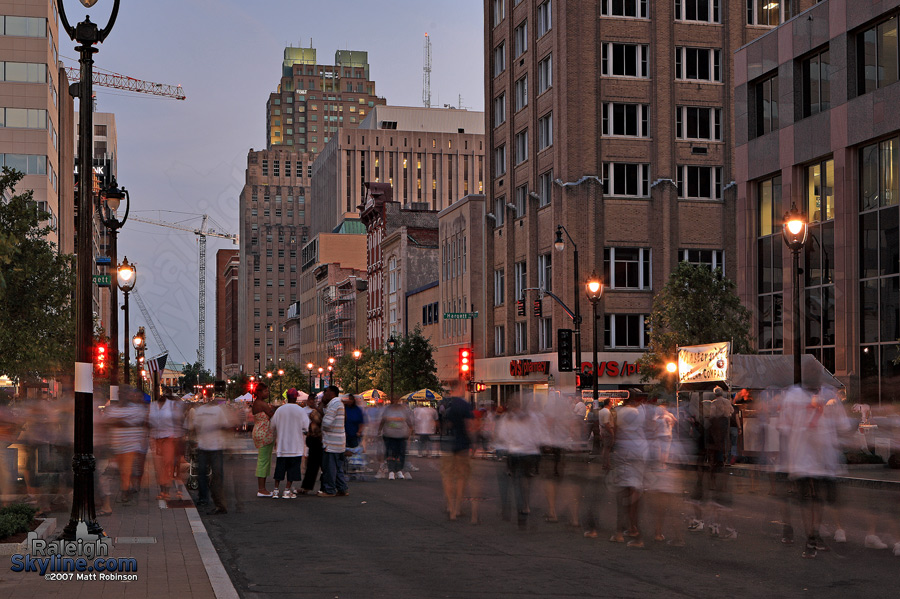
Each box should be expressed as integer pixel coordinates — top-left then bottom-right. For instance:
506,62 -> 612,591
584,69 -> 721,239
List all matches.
320,451 -> 348,494
198,449 -> 225,510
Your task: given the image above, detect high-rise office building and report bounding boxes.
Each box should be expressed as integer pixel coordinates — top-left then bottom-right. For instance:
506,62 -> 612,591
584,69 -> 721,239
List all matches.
478,0 -> 819,400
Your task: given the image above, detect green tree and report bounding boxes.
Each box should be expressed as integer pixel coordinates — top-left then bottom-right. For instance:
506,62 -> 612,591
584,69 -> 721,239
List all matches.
333,348 -> 381,394
374,327 -> 443,398
179,360 -> 214,391
637,262 -> 753,390
0,168 -> 75,383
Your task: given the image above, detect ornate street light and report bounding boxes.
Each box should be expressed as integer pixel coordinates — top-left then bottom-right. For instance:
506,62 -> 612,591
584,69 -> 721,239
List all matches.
352,349 -> 362,394
555,225 -> 583,376
783,203 -> 809,385
317,366 -> 324,393
58,0 -> 123,541
116,257 -> 136,387
97,179 -> 129,404
306,362 -> 314,392
386,335 -> 398,402
585,272 -> 604,405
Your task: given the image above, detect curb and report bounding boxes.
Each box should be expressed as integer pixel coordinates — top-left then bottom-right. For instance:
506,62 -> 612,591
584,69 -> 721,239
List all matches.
186,507 -> 239,599
0,517 -> 56,556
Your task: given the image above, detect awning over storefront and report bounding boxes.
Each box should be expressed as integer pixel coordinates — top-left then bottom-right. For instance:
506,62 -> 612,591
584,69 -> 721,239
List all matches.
728,354 -> 843,390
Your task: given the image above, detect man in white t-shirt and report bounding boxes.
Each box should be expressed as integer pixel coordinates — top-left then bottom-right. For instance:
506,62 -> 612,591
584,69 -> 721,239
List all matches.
270,391 -> 310,499
191,400 -> 234,514
413,404 -> 438,457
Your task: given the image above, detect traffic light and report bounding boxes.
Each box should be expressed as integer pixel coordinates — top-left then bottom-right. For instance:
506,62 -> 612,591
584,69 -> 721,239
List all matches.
474,382 -> 487,393
533,299 -> 542,318
576,371 -> 593,389
516,299 -> 526,316
458,347 -> 472,378
557,329 -> 573,372
94,342 -> 108,374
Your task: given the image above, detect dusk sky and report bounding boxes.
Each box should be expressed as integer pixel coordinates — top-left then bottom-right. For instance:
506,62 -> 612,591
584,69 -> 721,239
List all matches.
70,0 -> 485,369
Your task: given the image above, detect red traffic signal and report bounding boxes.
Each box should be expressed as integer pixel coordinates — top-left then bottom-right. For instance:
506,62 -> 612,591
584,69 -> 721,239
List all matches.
516,299 -> 526,316
458,347 -> 472,378
533,299 -> 542,318
94,343 -> 108,373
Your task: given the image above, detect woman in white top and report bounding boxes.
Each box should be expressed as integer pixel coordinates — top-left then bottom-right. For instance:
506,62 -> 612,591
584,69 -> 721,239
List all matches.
610,393 -> 648,545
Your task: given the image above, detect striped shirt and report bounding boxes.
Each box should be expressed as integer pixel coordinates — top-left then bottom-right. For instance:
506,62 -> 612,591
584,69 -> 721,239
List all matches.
321,397 -> 346,453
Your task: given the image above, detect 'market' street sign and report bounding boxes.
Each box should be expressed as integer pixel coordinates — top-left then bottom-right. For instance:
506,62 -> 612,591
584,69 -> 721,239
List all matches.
443,312 -> 479,320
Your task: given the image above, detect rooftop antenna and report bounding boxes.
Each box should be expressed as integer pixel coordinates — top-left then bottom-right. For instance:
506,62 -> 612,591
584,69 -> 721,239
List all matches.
423,32 -> 432,108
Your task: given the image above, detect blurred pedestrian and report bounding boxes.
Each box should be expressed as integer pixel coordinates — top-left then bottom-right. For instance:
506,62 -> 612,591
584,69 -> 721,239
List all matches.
610,392 -> 648,546
413,402 -> 438,457
149,388 -> 186,500
343,393 -> 366,450
192,398 -> 235,514
379,397 -> 414,480
251,383 -> 276,497
319,386 -> 348,497
494,395 -> 542,529
104,386 -> 148,506
270,386 -> 310,499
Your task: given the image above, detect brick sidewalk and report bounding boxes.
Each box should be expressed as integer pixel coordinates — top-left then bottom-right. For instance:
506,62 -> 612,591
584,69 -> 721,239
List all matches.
0,463 -> 229,598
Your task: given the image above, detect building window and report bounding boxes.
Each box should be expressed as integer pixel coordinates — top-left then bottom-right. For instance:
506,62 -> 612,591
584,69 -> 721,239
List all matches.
600,0 -> 648,18
860,136 -> 900,402
493,196 -> 506,226
757,174 -> 784,354
538,113 -> 553,150
807,158 -> 835,223
494,42 -> 506,77
680,249 -> 725,274
602,103 -> 650,137
858,16 -> 899,96
494,269 -> 505,306
538,253 -> 552,291
675,47 -> 721,82
493,93 -> 506,127
514,21 -> 528,58
514,76 -> 528,111
539,170 -> 553,207
262,159 -> 268,176
601,43 -> 649,78
746,0 -> 794,26
603,162 -> 650,197
802,48 -> 831,118
493,0 -> 505,26
604,314 -> 649,349
514,261 -> 527,300
538,317 -> 553,350
495,326 -> 506,355
675,0 -> 720,23
494,144 -> 507,177
753,73 -> 779,137
514,184 -> 528,218
538,55 -> 552,94
515,321 -> 527,354
515,130 -> 528,165
676,106 -> 722,141
604,248 -> 651,290
537,1 -> 552,36
273,160 -> 280,177
677,165 -> 723,200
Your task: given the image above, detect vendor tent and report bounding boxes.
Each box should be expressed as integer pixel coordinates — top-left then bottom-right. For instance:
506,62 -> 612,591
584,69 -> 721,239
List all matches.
728,354 -> 843,390
235,392 -> 253,402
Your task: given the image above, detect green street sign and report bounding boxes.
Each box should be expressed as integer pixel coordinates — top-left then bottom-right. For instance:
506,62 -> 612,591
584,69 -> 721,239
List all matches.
443,312 -> 479,320
92,274 -> 111,286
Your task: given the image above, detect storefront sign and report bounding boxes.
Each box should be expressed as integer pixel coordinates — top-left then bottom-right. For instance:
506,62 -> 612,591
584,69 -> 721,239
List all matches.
579,361 -> 641,378
509,359 -> 550,376
678,342 -> 731,384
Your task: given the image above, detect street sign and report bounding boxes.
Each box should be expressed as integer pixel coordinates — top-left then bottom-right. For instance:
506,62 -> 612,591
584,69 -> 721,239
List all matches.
95,256 -> 111,265
443,312 -> 479,320
92,274 -> 111,286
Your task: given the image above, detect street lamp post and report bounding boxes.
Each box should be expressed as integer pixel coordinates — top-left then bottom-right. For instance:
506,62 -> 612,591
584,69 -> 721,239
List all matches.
58,0 -> 122,541
317,367 -> 324,392
555,225 -> 583,375
132,328 -> 145,392
352,349 -> 362,394
783,204 -> 809,386
386,335 -> 397,402
306,362 -> 314,393
327,357 -> 336,387
97,179 -> 129,403
585,272 -> 604,405
117,257 -> 136,385
277,368 -> 284,398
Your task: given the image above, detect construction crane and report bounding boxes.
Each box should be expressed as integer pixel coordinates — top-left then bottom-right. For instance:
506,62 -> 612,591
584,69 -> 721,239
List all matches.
131,288 -> 168,355
129,213 -> 238,369
423,32 -> 432,108
65,66 -> 186,100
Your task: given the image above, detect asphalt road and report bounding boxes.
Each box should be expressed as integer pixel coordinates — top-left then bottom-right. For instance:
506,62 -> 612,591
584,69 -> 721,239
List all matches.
198,452 -> 900,599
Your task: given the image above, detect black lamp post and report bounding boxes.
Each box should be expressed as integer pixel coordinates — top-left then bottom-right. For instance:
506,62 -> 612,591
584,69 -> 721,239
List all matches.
585,272 -> 604,405
117,257 -> 136,385
97,179 -> 129,403
555,225 -> 583,376
277,368 -> 284,398
317,367 -> 324,392
327,357 -> 336,387
58,0 -> 121,541
783,203 -> 809,386
386,335 -> 397,402
306,362 -> 314,393
353,349 -> 362,394
132,327 -> 145,393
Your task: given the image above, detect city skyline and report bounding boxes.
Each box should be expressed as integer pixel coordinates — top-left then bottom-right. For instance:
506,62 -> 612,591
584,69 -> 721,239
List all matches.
81,0 -> 484,368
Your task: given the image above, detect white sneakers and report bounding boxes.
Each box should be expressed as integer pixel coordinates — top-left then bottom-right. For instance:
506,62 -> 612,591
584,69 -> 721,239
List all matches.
282,489 -> 296,499
388,472 -> 395,480
272,488 -> 280,498
397,472 -> 404,479
865,535 -> 888,549
833,529 -> 847,543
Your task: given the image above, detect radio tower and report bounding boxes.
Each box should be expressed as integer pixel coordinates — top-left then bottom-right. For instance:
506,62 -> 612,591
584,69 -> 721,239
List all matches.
423,33 -> 432,108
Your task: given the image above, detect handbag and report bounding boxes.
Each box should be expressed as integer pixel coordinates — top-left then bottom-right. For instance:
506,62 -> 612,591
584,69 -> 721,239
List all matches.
252,413 -> 274,448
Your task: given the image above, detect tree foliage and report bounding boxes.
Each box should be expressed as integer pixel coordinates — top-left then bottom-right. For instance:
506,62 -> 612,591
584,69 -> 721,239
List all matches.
332,347 -> 381,395
373,327 -> 443,398
0,168 -> 75,383
638,262 -> 753,387
178,360 -> 214,390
